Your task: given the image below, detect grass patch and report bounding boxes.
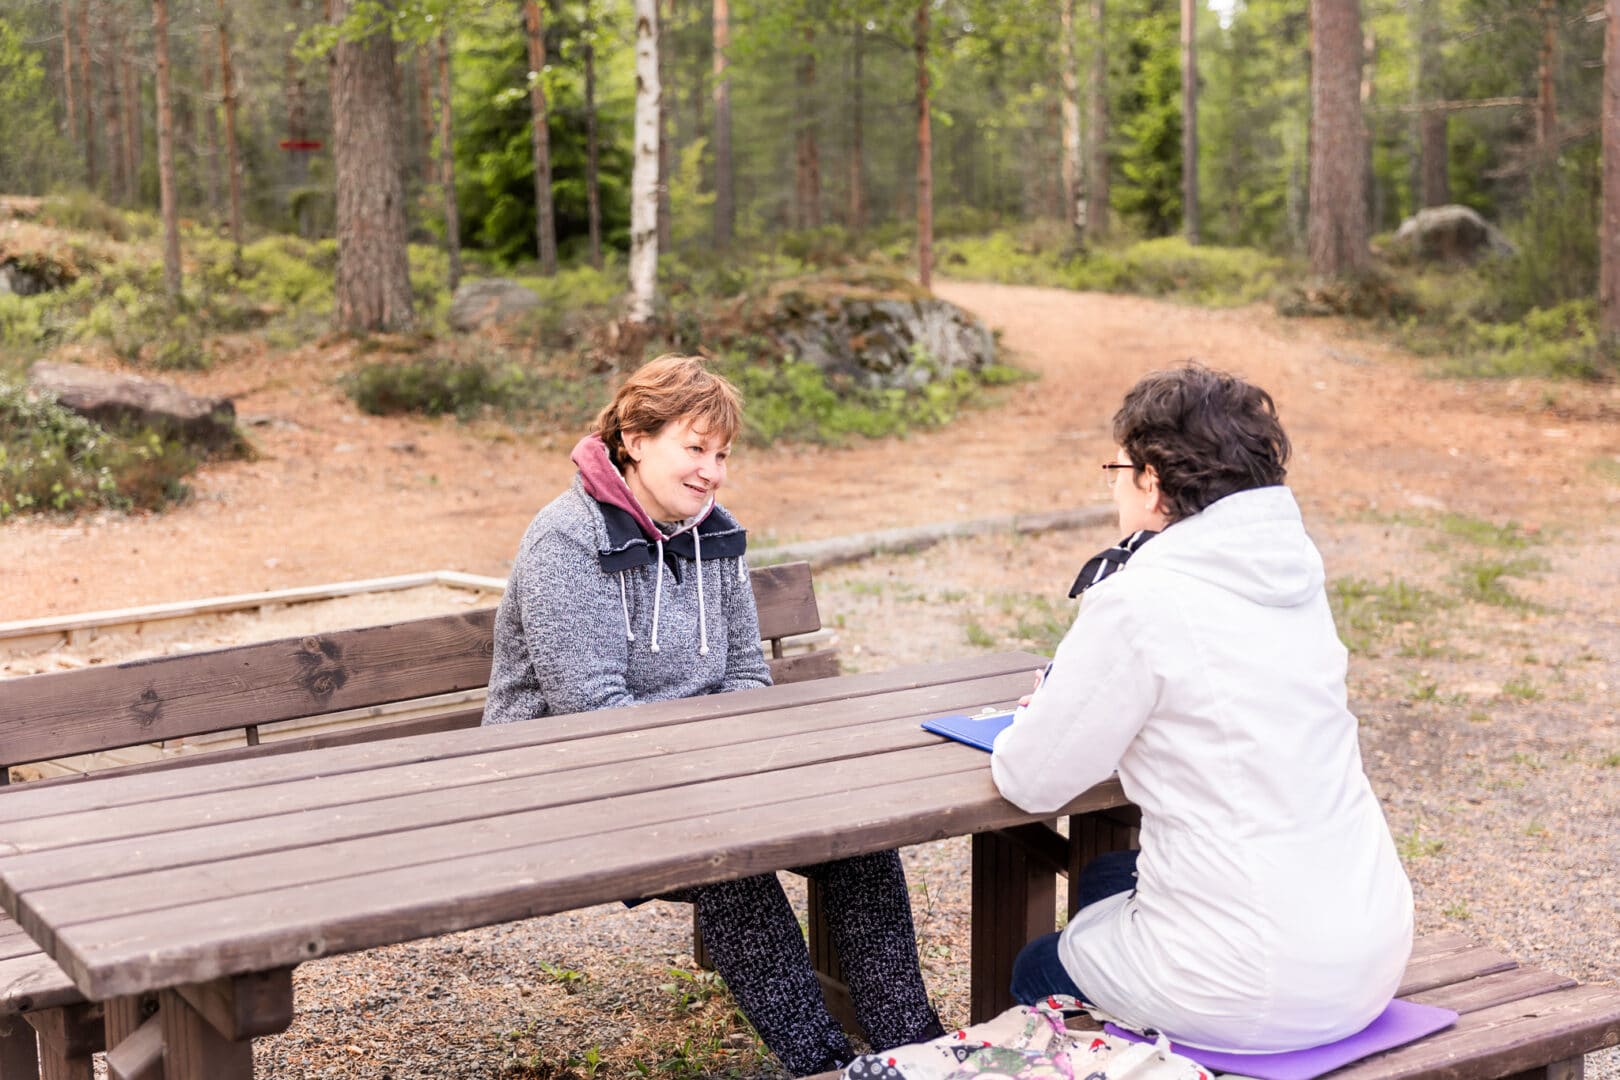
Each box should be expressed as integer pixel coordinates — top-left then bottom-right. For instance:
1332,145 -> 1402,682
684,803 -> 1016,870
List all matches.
0,376 -> 206,516
1396,828 -> 1445,861
1501,677 -> 1541,701
1329,577 -> 1450,655
940,229 -> 1290,307
1430,513 -> 1538,550
1452,556 -> 1548,609
1588,457 -> 1620,485
964,619 -> 997,649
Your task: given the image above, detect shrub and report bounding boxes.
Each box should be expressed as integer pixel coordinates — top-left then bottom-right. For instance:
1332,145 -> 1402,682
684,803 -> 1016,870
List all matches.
342,353 -> 606,426
39,190 -> 129,241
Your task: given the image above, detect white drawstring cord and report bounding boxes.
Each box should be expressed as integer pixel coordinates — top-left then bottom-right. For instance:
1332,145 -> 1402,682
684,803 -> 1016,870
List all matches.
618,573 -> 635,642
694,528 -> 709,656
649,538 -> 665,653
737,554 -> 746,582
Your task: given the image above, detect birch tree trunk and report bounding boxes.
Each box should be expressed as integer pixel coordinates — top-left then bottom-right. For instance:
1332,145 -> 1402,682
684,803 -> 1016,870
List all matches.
1060,0 -> 1082,230
1308,0 -> 1369,277
218,0 -> 244,255
711,0 -> 733,250
524,0 -> 558,275
437,30 -> 461,292
1600,0 -> 1620,340
915,0 -> 933,291
657,0 -> 673,252
1086,0 -> 1109,239
152,0 -> 181,297
1181,0 -> 1199,243
331,0 -> 415,332
629,0 -> 661,323
585,1 -> 603,268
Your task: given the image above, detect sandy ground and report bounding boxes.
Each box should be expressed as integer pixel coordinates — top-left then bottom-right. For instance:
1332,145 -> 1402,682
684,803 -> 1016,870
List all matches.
3,281 -> 1618,1078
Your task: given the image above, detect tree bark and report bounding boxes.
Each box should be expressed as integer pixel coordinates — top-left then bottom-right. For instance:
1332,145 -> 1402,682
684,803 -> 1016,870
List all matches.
1600,0 -> 1620,340
1308,0 -> 1369,277
1060,0 -> 1082,230
1181,0 -> 1199,243
152,0 -> 181,297
80,0 -> 95,189
218,0 -> 244,255
122,40 -> 140,200
202,29 -> 222,222
657,0 -> 673,251
524,0 -> 558,274
629,0 -> 661,323
711,0 -> 733,250
848,19 -> 866,230
584,0 -> 603,268
1413,0 -> 1447,207
437,29 -> 461,292
1086,0 -> 1109,240
915,1 -> 933,291
1537,0 -> 1557,150
416,47 -> 437,185
331,0 -> 415,332
795,24 -> 821,230
104,6 -> 126,202
286,23 -> 313,237
62,1 -> 77,144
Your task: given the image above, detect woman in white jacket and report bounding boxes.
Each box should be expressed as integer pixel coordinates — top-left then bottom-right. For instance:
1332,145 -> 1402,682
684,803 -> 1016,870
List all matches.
991,365 -> 1412,1054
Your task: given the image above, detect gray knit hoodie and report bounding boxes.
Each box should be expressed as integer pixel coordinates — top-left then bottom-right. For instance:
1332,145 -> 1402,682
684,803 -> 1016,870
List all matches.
481,434 -> 772,725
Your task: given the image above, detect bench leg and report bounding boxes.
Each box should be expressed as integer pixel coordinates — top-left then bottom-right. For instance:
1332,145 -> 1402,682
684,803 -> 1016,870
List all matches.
1505,1059 -> 1586,1080
970,829 -> 1058,1023
0,1016 -> 40,1080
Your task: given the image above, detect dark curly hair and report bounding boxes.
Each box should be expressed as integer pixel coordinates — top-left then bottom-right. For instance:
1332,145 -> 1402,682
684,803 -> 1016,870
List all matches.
1112,365 -> 1291,523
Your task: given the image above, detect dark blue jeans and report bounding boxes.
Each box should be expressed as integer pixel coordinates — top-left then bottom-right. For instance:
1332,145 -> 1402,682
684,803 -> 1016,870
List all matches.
1009,849 -> 1139,1006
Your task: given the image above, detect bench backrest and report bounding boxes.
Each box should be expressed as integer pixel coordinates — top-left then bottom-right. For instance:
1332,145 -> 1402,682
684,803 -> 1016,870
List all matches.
0,560 -> 834,783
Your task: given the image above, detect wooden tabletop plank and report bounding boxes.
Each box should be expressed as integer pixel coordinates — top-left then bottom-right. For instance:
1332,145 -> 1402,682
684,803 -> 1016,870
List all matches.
0,652 -> 1042,824
42,770 -> 1126,999
0,951 -> 82,1014
0,669 -> 1031,861
16,727 -> 988,925
1326,984 -> 1620,1080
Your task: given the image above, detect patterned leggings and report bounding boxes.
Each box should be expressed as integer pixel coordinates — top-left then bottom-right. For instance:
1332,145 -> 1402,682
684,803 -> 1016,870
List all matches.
680,849 -> 942,1076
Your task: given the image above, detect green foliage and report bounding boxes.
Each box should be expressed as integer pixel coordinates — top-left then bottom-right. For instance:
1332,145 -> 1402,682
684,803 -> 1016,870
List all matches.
1112,1 -> 1183,238
0,377 -> 199,517
1452,556 -> 1548,609
343,354 -> 603,423
1396,828 -> 1445,861
39,192 -> 130,242
1329,577 -> 1450,655
1478,151 -> 1601,321
0,18 -> 69,195
719,357 -> 989,446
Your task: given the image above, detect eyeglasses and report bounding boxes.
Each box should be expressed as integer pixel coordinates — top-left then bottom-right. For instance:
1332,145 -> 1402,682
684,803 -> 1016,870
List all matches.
1101,462 -> 1139,490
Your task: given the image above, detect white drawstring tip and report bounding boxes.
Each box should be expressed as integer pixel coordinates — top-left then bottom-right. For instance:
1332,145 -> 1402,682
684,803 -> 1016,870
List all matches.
699,644 -> 709,656
650,642 -> 660,653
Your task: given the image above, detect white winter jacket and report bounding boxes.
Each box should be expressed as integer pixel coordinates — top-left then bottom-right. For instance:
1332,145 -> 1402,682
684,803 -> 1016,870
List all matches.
991,486 -> 1413,1054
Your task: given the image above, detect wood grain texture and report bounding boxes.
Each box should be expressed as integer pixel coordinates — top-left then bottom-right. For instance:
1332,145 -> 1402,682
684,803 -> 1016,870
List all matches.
970,828 -> 1057,1023
1408,967 -> 1577,1016
0,951 -> 82,1015
103,1011 -> 161,1080
157,987 -> 251,1080
175,970 -> 293,1040
0,1015 -> 39,1080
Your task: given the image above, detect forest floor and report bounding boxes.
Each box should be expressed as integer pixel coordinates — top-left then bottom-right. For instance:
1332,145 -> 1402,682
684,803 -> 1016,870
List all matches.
3,281 -> 1620,1079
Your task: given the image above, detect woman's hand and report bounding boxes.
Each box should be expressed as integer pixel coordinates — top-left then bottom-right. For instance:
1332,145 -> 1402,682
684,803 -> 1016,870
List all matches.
1017,665 -> 1048,708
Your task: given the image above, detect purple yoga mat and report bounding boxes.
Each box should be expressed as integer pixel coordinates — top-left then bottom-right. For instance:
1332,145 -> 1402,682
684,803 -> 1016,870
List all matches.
1105,999 -> 1458,1080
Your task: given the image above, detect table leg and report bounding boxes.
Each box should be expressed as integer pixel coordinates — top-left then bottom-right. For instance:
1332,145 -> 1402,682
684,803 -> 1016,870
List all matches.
0,1015 -> 40,1080
105,995 -> 162,1080
159,988 -> 252,1079
807,878 -> 863,1041
25,1004 -> 101,1080
1067,808 -> 1141,916
970,828 -> 1059,1023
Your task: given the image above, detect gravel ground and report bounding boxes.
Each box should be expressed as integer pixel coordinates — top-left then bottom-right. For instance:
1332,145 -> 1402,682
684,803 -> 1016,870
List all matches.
136,515 -> 1610,1080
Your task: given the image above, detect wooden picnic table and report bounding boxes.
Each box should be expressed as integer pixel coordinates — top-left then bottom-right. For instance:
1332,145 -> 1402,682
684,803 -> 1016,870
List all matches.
0,651 -> 1130,1079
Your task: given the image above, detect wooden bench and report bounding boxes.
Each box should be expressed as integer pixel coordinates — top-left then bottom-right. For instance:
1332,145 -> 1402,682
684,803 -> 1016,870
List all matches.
0,560 -> 838,1079
804,930 -> 1620,1080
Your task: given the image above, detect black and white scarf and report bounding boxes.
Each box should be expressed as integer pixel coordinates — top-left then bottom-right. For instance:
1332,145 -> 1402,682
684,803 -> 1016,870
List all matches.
1068,529 -> 1159,598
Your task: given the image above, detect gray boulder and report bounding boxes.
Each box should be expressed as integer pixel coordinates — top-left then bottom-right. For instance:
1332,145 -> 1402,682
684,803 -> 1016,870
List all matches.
1391,205 -> 1514,263
774,295 -> 997,391
1,261 -> 58,296
449,278 -> 542,333
28,362 -> 238,452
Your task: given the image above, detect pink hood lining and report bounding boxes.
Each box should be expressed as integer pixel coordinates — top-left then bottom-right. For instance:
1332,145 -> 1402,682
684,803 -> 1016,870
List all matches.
570,433 -> 713,541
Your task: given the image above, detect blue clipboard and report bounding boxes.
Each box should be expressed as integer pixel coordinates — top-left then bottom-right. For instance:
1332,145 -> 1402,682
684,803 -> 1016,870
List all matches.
921,709 -> 1017,753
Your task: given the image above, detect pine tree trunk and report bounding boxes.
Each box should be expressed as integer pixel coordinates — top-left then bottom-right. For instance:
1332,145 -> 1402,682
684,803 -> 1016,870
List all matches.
1060,0 -> 1082,230
915,1 -> 932,291
629,0 -> 661,323
331,0 -> 415,332
585,0 -> 603,268
1086,0 -> 1109,240
1308,0 -> 1369,277
524,0 -> 558,275
218,0 -> 244,255
62,1 -> 77,145
848,20 -> 865,230
285,16 -> 313,238
1181,0 -> 1199,243
1537,0 -> 1557,150
80,0 -> 96,189
201,31 -> 222,222
152,0 -> 181,297
1418,111 -> 1448,207
795,25 -> 821,230
416,47 -> 436,185
105,7 -> 126,202
437,30 -> 461,292
711,0 -> 733,250
1600,0 -> 1620,340
657,0 -> 673,251
122,46 -> 140,199
1412,0 -> 1446,208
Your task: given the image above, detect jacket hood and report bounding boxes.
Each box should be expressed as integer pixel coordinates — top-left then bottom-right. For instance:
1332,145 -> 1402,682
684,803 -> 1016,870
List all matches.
1127,486 -> 1323,607
571,432 -> 714,542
